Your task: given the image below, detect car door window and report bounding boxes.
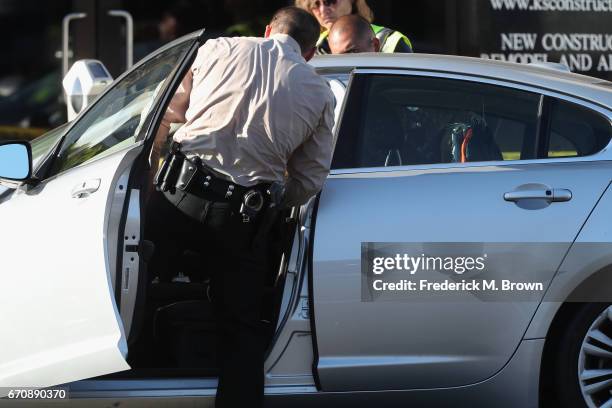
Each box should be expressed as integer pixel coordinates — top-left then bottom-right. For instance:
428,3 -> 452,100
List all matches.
546,98 -> 611,158
50,41 -> 192,175
29,123 -> 69,170
332,75 -> 541,169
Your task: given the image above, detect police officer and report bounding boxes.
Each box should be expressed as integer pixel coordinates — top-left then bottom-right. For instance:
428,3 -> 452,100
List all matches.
296,0 -> 413,54
149,7 -> 335,408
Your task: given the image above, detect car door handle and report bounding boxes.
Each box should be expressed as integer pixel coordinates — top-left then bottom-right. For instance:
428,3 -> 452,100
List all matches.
504,188 -> 572,203
71,179 -> 101,199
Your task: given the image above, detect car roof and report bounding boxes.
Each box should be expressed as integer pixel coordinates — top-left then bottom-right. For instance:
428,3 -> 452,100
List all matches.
311,53 -> 612,110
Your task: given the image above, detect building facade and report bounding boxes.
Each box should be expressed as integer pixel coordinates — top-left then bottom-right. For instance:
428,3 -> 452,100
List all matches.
0,0 -> 610,140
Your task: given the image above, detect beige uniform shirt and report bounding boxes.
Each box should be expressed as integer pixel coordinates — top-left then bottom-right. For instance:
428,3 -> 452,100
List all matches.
160,34 -> 335,206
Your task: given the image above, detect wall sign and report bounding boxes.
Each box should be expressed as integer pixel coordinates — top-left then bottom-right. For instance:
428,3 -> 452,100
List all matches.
472,0 -> 612,80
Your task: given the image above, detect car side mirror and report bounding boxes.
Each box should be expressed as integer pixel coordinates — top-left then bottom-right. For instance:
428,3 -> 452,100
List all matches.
0,141 -> 32,182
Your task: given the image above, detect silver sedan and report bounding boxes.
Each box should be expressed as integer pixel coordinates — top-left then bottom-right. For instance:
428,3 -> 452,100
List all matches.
0,31 -> 611,407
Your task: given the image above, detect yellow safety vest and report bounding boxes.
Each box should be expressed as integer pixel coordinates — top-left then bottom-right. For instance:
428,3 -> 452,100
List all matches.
317,24 -> 412,53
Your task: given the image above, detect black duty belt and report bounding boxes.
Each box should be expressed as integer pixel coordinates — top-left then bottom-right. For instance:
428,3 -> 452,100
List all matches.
155,143 -> 273,221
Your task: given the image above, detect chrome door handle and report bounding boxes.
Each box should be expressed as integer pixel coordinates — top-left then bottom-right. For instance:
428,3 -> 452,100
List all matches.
504,188 -> 572,203
71,179 -> 101,199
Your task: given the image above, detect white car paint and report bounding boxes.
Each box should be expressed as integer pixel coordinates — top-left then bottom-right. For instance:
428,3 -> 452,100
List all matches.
0,147 -> 135,389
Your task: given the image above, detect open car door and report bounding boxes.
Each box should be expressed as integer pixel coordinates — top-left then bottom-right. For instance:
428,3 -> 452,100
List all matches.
0,32 -> 202,389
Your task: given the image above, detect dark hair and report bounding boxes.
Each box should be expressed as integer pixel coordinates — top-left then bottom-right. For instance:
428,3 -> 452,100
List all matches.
269,6 -> 320,53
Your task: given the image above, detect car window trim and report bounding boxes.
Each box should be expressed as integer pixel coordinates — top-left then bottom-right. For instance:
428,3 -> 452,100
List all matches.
30,131 -> 67,182
328,69 -> 612,175
539,95 -> 553,159
322,71 -> 356,164
352,67 -> 612,112
533,94 -> 545,160
328,158 -> 612,177
352,69 -> 612,126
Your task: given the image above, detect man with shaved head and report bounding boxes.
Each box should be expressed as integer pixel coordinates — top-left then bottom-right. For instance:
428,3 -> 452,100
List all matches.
328,14 -> 380,54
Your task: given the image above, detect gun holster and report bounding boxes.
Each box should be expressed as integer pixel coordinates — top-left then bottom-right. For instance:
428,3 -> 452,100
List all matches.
154,142 -> 185,194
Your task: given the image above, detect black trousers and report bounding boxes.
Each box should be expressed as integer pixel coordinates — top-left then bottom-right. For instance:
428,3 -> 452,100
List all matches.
164,190 -> 272,408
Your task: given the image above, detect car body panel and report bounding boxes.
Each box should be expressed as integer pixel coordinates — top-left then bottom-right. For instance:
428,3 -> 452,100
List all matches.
526,180 -> 612,339
0,146 -> 141,388
0,31 -> 201,388
36,340 -> 542,407
312,158 -> 612,391
308,60 -> 612,392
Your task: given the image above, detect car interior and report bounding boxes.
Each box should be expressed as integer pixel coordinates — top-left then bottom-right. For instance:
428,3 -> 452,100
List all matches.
346,75 -> 612,169
332,75 -> 543,170
362,78 -> 540,168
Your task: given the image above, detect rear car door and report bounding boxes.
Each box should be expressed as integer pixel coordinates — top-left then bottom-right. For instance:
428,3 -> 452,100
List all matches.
0,34 -> 199,388
311,70 -> 612,391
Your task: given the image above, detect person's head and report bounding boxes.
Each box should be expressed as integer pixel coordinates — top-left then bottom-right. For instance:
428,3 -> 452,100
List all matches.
265,7 -> 321,61
295,0 -> 374,31
328,14 -> 379,54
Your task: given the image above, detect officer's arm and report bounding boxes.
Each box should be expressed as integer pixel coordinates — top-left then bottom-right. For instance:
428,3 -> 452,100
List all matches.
283,94 -> 336,207
147,68 -> 192,198
150,68 -> 192,164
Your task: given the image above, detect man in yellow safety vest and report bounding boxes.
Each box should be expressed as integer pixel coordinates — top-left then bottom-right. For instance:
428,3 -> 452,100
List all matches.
295,0 -> 413,54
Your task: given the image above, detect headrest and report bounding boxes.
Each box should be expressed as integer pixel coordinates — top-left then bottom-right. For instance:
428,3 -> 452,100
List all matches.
440,117 -> 503,163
